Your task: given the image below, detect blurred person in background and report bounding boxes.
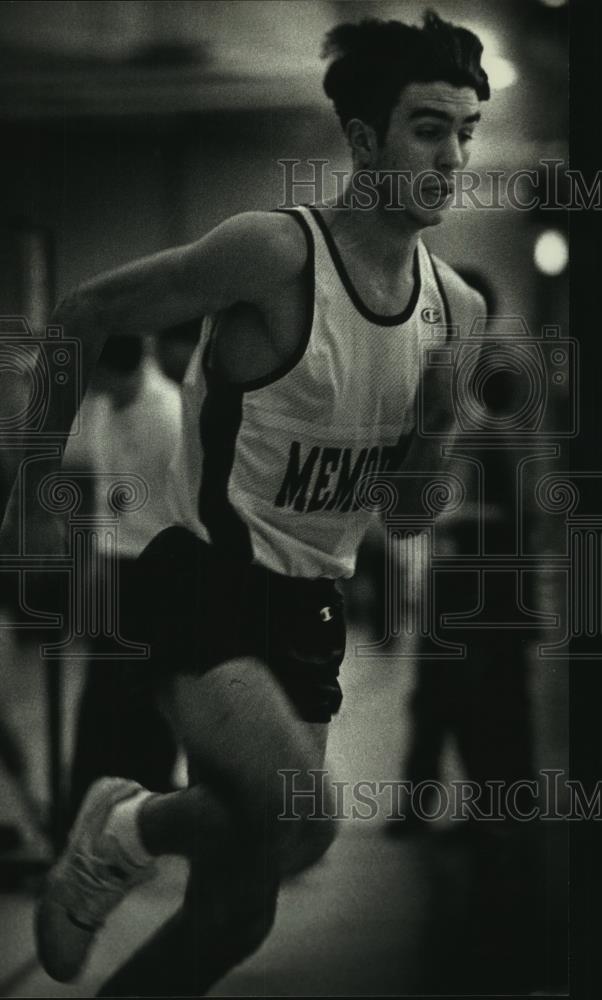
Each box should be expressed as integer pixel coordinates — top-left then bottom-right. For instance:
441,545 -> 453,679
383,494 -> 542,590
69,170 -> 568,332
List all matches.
34,11 -> 491,996
0,376 -> 34,849
155,319 -> 200,385
63,334 -> 182,819
387,270 -> 535,835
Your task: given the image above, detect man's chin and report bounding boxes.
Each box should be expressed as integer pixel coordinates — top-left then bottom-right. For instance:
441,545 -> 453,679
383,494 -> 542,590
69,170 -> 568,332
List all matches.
381,202 -> 448,229
409,205 -> 446,228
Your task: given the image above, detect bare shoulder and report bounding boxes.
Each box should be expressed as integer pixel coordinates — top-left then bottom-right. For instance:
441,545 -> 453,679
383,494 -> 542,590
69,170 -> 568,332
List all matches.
215,210 -> 309,282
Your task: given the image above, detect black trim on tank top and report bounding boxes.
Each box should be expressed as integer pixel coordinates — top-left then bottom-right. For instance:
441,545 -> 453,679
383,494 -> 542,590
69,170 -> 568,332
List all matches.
426,252 -> 453,336
242,208 -> 315,392
197,344 -> 254,562
203,209 -> 315,395
308,206 -> 421,328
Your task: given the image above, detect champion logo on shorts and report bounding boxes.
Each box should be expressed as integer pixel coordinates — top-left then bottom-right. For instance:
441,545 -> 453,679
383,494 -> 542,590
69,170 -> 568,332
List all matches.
320,606 -> 334,622
421,306 -> 442,324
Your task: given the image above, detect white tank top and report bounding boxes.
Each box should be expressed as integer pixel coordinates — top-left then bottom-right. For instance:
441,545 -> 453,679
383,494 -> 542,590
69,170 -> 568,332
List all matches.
167,206 -> 450,579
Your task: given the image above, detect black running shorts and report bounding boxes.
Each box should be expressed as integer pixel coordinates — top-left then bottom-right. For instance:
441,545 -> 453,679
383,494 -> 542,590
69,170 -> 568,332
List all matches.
121,526 -> 346,724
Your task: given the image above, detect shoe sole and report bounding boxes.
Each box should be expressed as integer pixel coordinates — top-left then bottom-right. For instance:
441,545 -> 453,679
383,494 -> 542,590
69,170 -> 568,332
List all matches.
35,777 -> 147,982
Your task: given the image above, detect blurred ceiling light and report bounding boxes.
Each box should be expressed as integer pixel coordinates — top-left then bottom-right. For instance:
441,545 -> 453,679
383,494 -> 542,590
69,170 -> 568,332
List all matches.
483,55 -> 518,91
534,230 -> 569,276
538,0 -> 568,7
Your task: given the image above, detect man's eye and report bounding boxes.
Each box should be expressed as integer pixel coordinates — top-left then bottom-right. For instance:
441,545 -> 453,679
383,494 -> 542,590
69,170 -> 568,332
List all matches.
460,132 -> 475,143
416,128 -> 440,139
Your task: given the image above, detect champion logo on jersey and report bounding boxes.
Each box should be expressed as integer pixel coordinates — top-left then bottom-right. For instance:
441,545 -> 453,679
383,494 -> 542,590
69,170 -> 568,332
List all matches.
421,306 -> 442,324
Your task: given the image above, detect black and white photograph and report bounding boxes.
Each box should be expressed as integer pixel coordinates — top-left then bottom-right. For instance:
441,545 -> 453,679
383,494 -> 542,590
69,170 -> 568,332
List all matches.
0,0 -> 594,996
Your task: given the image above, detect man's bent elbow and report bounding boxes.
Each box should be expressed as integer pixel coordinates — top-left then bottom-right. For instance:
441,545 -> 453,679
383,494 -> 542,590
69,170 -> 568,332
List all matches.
51,288 -> 98,331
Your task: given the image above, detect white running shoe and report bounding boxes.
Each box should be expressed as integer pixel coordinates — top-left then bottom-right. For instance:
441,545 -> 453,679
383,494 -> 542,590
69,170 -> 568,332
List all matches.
35,777 -> 157,982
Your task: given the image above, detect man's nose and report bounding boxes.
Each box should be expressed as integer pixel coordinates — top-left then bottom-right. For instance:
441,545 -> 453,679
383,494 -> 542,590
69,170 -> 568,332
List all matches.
436,136 -> 465,172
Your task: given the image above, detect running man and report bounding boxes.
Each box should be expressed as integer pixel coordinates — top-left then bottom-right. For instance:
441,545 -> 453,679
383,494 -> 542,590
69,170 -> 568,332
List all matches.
35,11 -> 489,995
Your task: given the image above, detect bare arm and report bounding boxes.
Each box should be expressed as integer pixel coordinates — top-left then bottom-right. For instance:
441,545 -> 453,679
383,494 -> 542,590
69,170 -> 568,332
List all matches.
46,211 -> 307,433
0,212 -> 305,537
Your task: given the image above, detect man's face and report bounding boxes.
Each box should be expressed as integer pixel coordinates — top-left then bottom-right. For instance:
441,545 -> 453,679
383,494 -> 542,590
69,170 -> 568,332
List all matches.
373,81 -> 481,227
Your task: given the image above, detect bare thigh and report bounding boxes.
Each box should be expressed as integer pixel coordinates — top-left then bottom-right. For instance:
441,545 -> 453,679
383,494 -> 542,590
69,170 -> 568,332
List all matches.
159,656 -> 336,871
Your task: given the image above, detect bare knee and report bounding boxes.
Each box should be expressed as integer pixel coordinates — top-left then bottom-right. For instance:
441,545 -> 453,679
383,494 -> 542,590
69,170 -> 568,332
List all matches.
277,811 -> 338,877
233,902 -> 277,958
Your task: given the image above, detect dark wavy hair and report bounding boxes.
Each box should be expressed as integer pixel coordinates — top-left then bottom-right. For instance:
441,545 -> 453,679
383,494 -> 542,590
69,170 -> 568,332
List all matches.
322,10 -> 490,145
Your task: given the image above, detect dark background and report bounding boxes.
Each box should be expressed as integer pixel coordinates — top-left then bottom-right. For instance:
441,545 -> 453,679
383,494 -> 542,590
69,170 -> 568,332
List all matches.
0,1 -> 589,997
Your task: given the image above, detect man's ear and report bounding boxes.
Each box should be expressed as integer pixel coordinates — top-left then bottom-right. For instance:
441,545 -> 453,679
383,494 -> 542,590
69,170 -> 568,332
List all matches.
345,118 -> 378,168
